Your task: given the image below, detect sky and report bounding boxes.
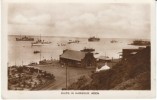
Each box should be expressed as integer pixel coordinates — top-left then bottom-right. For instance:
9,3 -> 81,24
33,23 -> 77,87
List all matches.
8,3 -> 150,39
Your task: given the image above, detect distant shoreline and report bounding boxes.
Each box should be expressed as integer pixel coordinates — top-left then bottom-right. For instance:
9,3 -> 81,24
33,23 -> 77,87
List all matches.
8,35 -> 150,40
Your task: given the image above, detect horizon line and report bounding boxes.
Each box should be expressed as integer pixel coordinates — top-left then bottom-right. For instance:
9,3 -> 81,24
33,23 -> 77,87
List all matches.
8,34 -> 150,40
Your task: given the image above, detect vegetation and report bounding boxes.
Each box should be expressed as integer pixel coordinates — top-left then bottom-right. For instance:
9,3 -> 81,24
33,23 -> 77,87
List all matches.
68,76 -> 88,90
68,46 -> 151,90
8,66 -> 55,90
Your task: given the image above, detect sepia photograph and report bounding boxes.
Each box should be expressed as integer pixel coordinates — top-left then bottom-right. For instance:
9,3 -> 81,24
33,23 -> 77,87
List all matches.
1,0 -> 156,99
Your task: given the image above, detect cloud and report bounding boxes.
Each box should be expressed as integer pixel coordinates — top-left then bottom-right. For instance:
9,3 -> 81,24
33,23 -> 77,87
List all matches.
9,13 -> 53,26
9,14 -> 31,24
8,3 -> 150,39
30,14 -> 53,25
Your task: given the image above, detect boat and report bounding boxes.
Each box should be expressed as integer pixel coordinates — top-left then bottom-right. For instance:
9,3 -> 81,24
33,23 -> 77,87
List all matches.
88,36 -> 100,42
39,59 -> 53,65
110,40 -> 117,43
68,40 -> 80,44
32,40 -> 51,46
16,35 -> 34,41
57,43 -> 66,46
33,50 -> 40,54
31,35 -> 51,46
130,40 -> 150,46
81,47 -> 95,52
95,52 -> 99,54
28,62 -> 38,66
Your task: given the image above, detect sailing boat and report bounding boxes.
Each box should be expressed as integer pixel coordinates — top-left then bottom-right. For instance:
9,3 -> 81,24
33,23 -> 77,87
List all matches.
31,34 -> 51,46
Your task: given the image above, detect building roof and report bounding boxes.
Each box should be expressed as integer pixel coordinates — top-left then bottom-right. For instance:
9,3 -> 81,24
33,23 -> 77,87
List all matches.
60,50 -> 86,61
97,56 -> 111,60
130,52 -> 137,54
123,49 -> 140,51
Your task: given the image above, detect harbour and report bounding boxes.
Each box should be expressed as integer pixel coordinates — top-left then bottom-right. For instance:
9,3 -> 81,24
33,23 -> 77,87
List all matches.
8,35 -> 147,66
8,35 -> 150,90
4,2 -> 154,99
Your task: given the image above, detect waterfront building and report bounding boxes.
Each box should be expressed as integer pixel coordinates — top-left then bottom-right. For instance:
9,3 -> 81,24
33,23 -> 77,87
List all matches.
122,47 -> 146,60
97,56 -> 111,62
59,49 -> 96,68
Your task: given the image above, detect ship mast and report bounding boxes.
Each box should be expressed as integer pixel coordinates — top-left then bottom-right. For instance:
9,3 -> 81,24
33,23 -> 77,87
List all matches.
40,50 -> 41,61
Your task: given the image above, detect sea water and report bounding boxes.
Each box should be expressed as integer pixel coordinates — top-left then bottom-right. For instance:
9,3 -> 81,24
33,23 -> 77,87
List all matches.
8,35 -> 145,66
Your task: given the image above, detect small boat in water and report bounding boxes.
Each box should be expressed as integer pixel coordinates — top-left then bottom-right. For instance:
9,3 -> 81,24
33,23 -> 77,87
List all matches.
110,40 -> 117,43
68,40 -> 80,44
95,52 -> 99,54
57,43 -> 66,46
33,50 -> 40,54
130,40 -> 150,46
31,35 -> 51,46
28,62 -> 38,66
88,36 -> 100,42
81,47 -> 95,52
32,40 -> 51,46
39,59 -> 53,65
16,35 -> 34,41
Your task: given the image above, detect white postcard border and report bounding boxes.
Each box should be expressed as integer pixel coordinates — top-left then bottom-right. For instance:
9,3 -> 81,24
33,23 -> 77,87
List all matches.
1,0 -> 156,99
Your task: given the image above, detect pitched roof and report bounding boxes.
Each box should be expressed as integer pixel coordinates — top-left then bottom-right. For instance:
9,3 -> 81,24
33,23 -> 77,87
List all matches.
60,50 -> 86,61
98,56 -> 111,60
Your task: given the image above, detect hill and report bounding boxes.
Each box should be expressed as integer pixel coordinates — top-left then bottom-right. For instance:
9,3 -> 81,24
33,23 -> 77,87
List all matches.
68,46 -> 151,90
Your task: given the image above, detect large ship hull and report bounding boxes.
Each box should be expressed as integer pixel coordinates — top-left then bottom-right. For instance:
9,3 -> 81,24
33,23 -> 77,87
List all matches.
88,36 -> 100,42
88,39 -> 100,42
16,38 -> 34,41
16,35 -> 34,41
31,43 -> 51,46
130,40 -> 150,46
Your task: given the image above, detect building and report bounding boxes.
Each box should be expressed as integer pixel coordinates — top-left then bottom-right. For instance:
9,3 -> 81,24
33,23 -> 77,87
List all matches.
122,48 -> 144,60
59,49 -> 96,68
39,59 -> 53,65
97,56 -> 112,62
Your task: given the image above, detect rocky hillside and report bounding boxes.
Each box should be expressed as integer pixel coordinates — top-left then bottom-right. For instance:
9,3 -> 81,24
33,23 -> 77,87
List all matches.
68,46 -> 151,90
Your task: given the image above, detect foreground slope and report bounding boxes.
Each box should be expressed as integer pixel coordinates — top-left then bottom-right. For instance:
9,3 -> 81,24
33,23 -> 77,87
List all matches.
68,46 -> 151,90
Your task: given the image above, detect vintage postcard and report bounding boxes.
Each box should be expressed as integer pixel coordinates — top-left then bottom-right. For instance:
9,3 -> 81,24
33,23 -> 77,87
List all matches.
1,0 -> 156,99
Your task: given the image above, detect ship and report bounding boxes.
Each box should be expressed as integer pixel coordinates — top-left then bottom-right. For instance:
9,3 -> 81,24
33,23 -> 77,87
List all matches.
57,43 -> 66,46
32,40 -> 51,46
130,40 -> 150,46
16,35 -> 34,41
28,62 -> 38,66
81,47 -> 95,52
110,40 -> 117,43
68,40 -> 80,44
31,35 -> 51,46
33,50 -> 40,54
88,36 -> 100,42
39,59 -> 53,65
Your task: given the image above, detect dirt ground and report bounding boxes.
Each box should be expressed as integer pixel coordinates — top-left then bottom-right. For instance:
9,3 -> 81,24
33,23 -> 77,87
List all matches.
29,62 -> 94,90
28,59 -> 120,90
